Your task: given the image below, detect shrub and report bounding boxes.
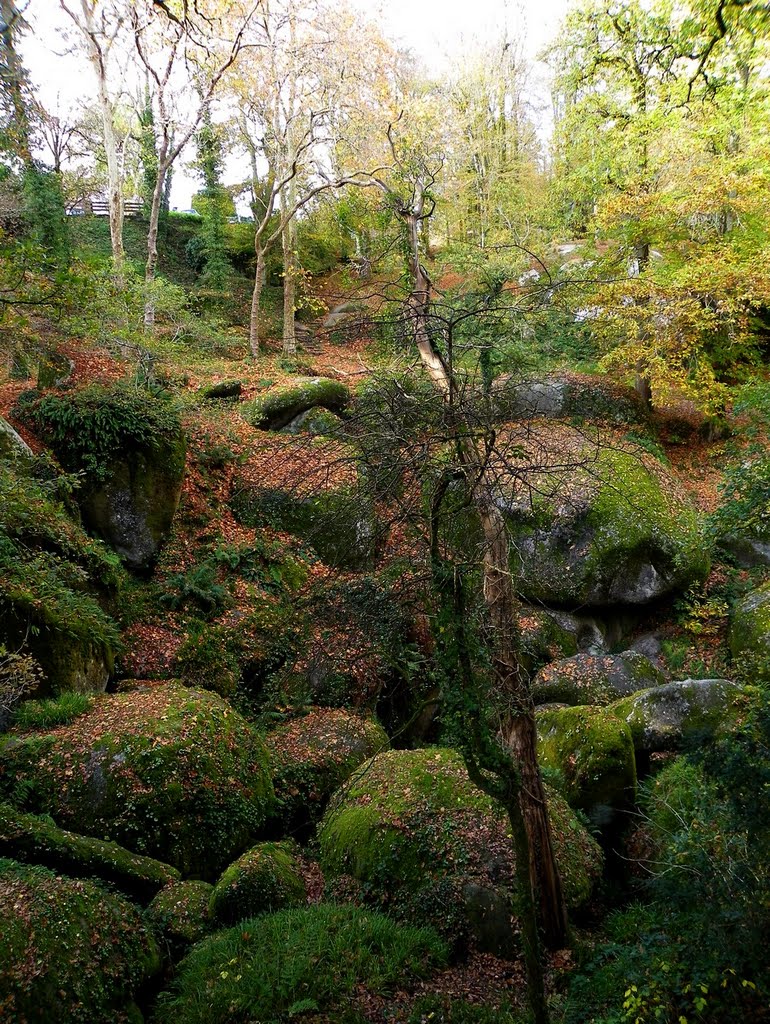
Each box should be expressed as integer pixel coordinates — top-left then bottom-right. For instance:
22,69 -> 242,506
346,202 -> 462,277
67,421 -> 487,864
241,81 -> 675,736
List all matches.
154,904 -> 447,1024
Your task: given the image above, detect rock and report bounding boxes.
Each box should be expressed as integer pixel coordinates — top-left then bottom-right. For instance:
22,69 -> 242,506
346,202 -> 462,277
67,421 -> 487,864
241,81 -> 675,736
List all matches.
15,384 -> 186,572
82,429 -> 186,571
0,457 -> 119,696
199,379 -> 242,400
147,880 -> 214,953
282,406 -> 344,436
532,651 -> 666,707
319,748 -> 602,956
0,803 -> 179,902
546,610 -> 608,654
266,708 -> 389,831
536,706 -> 637,826
36,349 -> 73,389
626,631 -> 668,673
209,841 -> 306,926
241,377 -> 349,431
492,372 -> 649,426
502,432 -> 708,608
730,581 -> 770,675
0,684 -> 275,877
230,476 -> 375,570
0,858 -> 160,1024
610,678 -> 747,755
518,608 -> 579,674
0,415 -> 32,460
719,532 -> 770,568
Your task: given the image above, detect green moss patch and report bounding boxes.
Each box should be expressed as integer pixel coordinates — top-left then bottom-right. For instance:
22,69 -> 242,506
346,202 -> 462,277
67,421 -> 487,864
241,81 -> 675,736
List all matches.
266,708 -> 389,830
154,904 -> 447,1024
0,803 -> 179,902
210,841 -> 306,925
147,880 -> 214,952
0,683 -> 274,878
319,748 -> 602,952
536,705 -> 637,824
241,377 -> 349,431
532,651 -> 665,707
0,857 -> 160,1024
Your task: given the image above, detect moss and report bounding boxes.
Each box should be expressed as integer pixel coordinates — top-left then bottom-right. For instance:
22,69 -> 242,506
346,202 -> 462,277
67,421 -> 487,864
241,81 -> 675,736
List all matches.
0,458 -> 121,694
730,582 -> 770,678
518,609 -> 579,674
507,440 -> 709,608
0,684 -> 275,878
532,651 -> 665,707
241,377 -> 349,431
0,803 -> 179,902
0,857 -> 160,1024
209,841 -> 306,925
536,705 -> 637,822
147,880 -> 214,950
610,679 -> 748,754
266,709 -> 389,831
319,748 -> 602,949
230,481 -> 375,570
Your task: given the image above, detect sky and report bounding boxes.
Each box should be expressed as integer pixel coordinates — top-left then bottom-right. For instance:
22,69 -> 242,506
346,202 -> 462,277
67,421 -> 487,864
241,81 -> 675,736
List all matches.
23,0 -> 571,210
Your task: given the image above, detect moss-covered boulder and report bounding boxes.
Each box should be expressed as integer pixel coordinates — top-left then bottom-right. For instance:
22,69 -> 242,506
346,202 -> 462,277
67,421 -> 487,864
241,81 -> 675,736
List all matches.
230,475 -> 375,569
0,456 -> 120,695
154,905 -> 447,1024
502,433 -> 708,608
493,372 -> 650,426
319,748 -> 602,955
199,379 -> 242,400
536,706 -> 637,825
532,651 -> 666,707
0,803 -> 179,902
610,678 -> 748,755
266,708 -> 389,830
0,414 -> 32,460
241,377 -> 349,430
0,684 -> 274,877
283,405 -> 344,436
730,581 -> 770,677
147,880 -> 214,953
209,841 -> 306,926
0,857 -> 160,1024
518,607 -> 579,674
15,383 -> 186,571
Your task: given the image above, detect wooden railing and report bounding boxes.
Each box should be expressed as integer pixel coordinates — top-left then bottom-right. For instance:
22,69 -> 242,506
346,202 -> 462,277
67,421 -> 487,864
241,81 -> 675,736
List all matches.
67,198 -> 144,217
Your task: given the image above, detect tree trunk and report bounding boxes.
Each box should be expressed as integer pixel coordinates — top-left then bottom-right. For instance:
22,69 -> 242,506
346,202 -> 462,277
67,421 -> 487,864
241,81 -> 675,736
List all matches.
144,160 -> 167,330
282,214 -> 297,358
249,245 -> 266,357
400,193 -> 569,952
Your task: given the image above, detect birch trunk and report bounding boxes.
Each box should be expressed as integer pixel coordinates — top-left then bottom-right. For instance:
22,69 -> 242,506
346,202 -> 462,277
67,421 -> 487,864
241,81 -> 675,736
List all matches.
249,246 -> 267,357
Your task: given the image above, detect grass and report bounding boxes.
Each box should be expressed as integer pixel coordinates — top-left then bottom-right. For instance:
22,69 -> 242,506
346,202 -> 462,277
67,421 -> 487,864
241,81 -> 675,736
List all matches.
14,693 -> 93,730
153,903 -> 448,1024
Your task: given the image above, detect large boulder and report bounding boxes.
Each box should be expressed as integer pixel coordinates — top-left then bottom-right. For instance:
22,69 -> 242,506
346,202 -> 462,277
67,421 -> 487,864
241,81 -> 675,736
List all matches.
319,748 -> 602,956
241,377 -> 349,431
536,706 -> 637,825
266,708 -> 389,831
0,857 -> 160,1024
493,372 -> 650,426
502,432 -> 708,608
731,581 -> 770,677
147,880 -> 215,955
532,651 -> 666,707
0,684 -> 274,877
0,457 -> 119,696
610,678 -> 748,755
230,472 -> 376,570
209,841 -> 306,926
15,384 -> 186,571
0,803 -> 179,902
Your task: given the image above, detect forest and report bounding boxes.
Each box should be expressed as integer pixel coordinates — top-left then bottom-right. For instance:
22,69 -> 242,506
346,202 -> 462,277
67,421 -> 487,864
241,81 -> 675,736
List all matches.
0,0 -> 769,1021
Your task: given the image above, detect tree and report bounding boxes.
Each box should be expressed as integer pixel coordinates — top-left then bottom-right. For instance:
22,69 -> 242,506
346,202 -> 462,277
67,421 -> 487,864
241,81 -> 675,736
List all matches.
60,0 -> 131,271
130,0 -> 254,326
347,116 -> 569,1024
